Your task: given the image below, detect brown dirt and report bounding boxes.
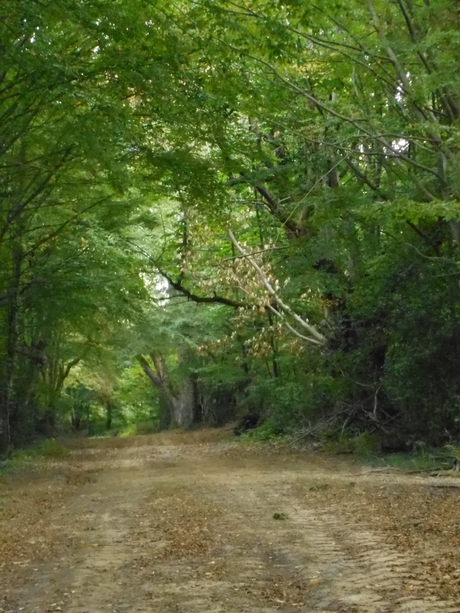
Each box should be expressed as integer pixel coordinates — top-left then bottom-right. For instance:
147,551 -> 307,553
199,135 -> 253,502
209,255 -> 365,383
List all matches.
1,432 -> 460,613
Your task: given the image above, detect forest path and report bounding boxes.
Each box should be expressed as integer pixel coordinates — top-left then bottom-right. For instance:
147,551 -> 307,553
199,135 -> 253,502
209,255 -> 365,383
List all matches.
1,432 -> 460,613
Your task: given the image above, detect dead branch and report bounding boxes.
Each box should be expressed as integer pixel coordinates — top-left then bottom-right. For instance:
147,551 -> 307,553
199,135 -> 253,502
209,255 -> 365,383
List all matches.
228,230 -> 326,345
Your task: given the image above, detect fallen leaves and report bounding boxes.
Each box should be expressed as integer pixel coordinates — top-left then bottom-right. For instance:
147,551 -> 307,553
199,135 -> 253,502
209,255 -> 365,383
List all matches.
2,434 -> 460,612
294,475 -> 460,604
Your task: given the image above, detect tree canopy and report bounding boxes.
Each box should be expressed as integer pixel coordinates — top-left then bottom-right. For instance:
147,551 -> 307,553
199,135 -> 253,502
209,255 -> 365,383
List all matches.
1,0 -> 460,453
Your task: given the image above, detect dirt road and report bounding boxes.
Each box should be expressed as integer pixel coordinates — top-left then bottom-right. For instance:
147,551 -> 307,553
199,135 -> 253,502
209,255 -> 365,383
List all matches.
1,432 -> 460,613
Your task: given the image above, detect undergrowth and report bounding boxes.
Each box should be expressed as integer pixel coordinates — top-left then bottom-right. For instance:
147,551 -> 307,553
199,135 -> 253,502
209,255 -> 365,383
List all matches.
0,438 -> 69,475
241,421 -> 460,472
239,420 -> 289,444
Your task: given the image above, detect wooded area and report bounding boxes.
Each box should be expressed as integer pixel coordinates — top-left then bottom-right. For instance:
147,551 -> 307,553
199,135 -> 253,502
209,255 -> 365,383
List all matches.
2,0 -> 460,454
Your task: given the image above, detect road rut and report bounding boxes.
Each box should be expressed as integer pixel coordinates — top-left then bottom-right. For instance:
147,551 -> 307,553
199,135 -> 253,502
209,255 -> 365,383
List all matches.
1,433 -> 460,612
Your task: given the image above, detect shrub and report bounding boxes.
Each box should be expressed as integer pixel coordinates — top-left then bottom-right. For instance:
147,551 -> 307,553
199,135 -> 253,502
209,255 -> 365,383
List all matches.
34,438 -> 69,458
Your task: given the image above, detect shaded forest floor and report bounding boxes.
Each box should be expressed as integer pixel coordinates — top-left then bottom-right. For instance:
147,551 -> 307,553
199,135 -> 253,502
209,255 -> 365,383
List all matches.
1,431 -> 460,613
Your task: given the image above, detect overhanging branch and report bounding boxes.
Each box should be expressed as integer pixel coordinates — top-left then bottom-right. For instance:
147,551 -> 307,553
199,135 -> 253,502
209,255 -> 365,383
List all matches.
159,269 -> 247,309
228,230 -> 326,345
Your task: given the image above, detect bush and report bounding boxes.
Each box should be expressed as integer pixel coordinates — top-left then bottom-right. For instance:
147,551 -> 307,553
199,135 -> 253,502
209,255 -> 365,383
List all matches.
322,430 -> 379,455
241,420 -> 283,442
34,438 -> 69,458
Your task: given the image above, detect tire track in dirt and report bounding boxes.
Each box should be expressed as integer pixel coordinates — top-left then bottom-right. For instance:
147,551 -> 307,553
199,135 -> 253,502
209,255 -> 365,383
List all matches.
212,474 -> 460,613
0,468 -> 155,613
1,436 -> 460,613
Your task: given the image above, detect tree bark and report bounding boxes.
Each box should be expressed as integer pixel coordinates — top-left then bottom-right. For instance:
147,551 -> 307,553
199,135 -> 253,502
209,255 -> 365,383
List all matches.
0,246 -> 22,454
106,401 -> 113,430
138,354 -> 197,428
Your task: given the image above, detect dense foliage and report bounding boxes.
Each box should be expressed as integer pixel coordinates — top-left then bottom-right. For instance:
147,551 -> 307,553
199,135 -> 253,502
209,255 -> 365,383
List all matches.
1,0 -> 460,453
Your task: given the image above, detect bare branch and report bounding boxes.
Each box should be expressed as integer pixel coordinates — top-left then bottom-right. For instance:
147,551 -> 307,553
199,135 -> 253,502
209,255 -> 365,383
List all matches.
267,305 -> 323,346
159,269 -> 247,309
228,230 -> 326,344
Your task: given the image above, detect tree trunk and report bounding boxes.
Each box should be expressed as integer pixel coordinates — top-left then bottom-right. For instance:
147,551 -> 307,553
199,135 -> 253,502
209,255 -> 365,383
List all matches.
0,246 -> 22,454
169,377 -> 195,428
39,355 -> 82,434
106,401 -> 113,430
138,354 -> 198,428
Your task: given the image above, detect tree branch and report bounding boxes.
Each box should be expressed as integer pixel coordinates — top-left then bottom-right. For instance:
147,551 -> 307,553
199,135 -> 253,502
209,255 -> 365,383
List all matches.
228,230 -> 326,344
267,305 -> 323,346
138,355 -> 163,389
255,185 -> 305,237
159,269 -> 247,309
